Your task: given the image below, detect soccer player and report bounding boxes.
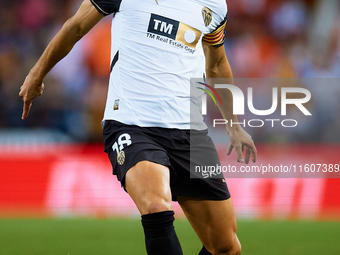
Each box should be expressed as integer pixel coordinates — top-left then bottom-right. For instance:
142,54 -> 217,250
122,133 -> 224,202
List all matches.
19,0 -> 257,254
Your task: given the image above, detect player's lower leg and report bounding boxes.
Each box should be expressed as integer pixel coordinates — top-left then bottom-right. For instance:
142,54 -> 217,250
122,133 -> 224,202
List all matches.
125,162 -> 182,254
178,197 -> 241,255
142,210 -> 183,255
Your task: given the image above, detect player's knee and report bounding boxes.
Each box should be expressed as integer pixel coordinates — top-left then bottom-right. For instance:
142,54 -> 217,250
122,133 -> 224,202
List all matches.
144,198 -> 172,214
225,241 -> 241,255
210,235 -> 241,255
212,244 -> 241,255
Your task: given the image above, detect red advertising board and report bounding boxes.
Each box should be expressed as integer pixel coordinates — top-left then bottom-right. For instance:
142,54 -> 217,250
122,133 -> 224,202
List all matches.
1,144 -> 339,219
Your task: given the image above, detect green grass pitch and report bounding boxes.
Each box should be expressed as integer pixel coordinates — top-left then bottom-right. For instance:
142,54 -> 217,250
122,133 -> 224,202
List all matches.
0,218 -> 339,255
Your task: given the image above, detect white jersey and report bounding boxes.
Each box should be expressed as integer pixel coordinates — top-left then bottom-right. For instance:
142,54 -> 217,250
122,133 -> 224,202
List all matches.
90,0 -> 228,130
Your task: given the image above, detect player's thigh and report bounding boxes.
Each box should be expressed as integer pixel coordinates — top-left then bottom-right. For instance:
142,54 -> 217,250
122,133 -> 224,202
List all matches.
177,197 -> 238,250
125,160 -> 173,215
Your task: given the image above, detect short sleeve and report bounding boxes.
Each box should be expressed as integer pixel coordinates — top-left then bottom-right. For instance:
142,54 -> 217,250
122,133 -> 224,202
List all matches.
202,16 -> 228,48
90,0 -> 122,16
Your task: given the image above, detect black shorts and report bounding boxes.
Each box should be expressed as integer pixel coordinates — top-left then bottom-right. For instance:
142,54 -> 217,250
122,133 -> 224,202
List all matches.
103,120 -> 230,201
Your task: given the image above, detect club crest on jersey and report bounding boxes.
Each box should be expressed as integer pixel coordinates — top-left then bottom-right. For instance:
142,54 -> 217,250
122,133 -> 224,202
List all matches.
147,13 -> 202,50
117,150 -> 125,165
202,7 -> 212,27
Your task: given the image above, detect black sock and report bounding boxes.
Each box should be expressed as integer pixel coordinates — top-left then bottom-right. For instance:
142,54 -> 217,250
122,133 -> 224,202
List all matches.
198,246 -> 213,255
141,210 -> 183,255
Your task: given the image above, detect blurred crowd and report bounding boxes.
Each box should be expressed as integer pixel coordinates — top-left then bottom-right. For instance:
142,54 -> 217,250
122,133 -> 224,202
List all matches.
0,0 -> 339,142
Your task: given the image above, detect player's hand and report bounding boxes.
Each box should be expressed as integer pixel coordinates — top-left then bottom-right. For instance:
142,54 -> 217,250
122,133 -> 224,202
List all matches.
19,74 -> 44,120
226,126 -> 257,164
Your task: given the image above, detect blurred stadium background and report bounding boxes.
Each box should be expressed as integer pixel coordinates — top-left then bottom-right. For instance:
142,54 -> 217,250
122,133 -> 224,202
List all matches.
1,0 -> 340,254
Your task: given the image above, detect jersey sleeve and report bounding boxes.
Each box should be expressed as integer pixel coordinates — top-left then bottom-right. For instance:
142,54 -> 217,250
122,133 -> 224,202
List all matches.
202,16 -> 228,48
90,0 -> 122,16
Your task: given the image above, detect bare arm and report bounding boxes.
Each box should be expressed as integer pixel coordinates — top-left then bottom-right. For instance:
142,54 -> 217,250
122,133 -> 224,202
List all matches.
19,0 -> 104,120
203,43 -> 257,163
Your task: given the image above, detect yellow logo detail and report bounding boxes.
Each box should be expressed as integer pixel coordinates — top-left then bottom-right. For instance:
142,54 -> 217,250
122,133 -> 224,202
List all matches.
175,23 -> 201,49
